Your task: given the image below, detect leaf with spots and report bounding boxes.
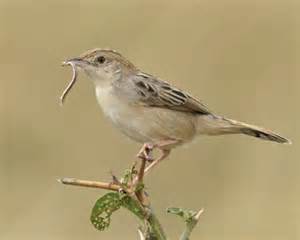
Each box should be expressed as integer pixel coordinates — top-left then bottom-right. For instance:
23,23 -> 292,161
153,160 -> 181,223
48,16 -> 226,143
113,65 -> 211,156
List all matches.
90,192 -> 122,231
120,195 -> 146,220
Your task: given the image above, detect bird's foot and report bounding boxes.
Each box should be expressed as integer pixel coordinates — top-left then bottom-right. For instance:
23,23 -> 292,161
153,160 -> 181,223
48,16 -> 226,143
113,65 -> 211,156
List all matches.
136,143 -> 155,162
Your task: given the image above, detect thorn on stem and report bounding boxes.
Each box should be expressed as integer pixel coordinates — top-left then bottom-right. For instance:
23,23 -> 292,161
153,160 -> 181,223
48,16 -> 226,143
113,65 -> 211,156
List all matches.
195,208 -> 204,221
137,228 -> 146,240
110,171 -> 121,185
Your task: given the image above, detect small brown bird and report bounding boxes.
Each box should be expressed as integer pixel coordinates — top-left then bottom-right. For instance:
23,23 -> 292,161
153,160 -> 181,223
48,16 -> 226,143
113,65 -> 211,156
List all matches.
61,49 -> 291,174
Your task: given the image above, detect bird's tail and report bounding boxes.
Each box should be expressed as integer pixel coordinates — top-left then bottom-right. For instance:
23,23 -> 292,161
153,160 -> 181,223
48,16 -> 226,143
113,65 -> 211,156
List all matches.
198,115 -> 291,144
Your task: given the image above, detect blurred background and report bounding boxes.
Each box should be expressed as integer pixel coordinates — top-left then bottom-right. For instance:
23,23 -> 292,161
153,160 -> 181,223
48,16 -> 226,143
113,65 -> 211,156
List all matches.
0,0 -> 299,239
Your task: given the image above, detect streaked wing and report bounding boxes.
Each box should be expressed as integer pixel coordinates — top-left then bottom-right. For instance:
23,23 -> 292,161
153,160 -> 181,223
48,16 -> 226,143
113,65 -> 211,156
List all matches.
132,72 -> 212,115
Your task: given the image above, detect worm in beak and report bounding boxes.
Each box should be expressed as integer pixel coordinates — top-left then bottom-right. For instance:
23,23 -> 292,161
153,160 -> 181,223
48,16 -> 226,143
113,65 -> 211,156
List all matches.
60,61 -> 78,106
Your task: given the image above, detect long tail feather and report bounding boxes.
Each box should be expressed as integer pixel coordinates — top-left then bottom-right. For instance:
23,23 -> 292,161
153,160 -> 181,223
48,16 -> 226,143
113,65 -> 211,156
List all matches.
224,117 -> 291,144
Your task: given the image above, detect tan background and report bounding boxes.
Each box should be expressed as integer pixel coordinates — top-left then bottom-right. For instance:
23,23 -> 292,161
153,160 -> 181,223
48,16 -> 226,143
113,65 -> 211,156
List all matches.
0,0 -> 299,239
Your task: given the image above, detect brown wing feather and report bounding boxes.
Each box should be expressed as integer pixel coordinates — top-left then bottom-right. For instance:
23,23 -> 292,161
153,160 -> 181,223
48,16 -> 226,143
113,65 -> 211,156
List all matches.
132,73 -> 212,115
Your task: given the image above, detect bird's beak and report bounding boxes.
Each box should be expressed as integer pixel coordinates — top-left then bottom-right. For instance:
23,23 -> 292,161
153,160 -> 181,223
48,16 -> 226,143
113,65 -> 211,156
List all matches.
62,57 -> 88,67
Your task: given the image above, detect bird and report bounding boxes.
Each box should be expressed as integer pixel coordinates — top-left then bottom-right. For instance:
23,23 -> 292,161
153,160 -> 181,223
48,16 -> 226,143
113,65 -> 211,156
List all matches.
61,48 -> 291,174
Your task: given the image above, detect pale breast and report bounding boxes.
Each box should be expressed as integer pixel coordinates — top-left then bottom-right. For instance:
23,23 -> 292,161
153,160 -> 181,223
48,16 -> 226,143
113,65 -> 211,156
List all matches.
95,86 -> 198,144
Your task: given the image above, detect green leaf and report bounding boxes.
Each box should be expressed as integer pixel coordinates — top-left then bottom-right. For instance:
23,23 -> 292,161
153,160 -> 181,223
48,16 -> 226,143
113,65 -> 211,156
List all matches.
121,195 -> 146,220
121,169 -> 132,185
120,165 -> 138,186
90,192 -> 122,231
90,191 -> 146,231
166,207 -> 197,223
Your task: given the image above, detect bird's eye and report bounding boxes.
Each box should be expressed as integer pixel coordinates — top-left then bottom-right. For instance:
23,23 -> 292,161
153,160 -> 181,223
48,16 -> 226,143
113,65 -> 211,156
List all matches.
96,56 -> 106,64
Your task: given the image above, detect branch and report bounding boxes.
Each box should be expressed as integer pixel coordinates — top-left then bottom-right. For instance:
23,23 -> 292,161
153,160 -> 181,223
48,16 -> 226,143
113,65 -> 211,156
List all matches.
58,176 -> 167,240
180,209 -> 204,240
135,158 -> 147,204
58,177 -> 123,192
58,171 -> 202,240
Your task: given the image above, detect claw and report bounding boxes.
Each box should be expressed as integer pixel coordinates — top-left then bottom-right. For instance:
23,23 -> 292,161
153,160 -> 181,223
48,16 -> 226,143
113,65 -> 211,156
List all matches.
137,143 -> 155,162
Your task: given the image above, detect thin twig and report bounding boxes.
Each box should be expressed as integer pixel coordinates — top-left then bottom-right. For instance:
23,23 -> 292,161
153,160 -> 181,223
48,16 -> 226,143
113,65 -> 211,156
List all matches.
137,158 -> 147,184
135,158 -> 147,204
58,177 -> 123,192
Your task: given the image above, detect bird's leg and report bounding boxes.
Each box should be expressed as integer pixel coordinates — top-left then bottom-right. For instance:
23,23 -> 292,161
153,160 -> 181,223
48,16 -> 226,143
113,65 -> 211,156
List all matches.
143,149 -> 170,175
133,139 -> 179,188
136,143 -> 155,162
132,149 -> 170,187
143,139 -> 179,175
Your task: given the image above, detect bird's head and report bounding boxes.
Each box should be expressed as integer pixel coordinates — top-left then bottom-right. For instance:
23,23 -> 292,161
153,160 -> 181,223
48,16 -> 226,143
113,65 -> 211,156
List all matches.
60,48 -> 137,104
63,48 -> 137,84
